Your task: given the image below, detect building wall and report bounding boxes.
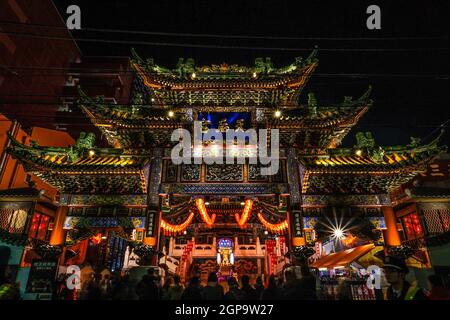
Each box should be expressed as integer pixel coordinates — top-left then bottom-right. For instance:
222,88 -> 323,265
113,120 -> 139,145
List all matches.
392,154 -> 450,290
0,0 -> 81,129
0,113 -> 75,200
0,115 -> 76,291
0,1 -> 135,146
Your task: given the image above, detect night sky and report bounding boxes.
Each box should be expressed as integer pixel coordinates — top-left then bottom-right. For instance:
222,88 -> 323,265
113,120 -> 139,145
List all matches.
53,0 -> 450,148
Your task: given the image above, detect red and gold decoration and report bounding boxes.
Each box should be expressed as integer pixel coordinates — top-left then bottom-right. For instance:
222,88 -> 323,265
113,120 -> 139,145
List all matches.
181,241 -> 194,261
265,239 -> 278,274
195,198 -> 216,227
90,233 -> 103,245
257,213 -> 288,234
235,199 -> 253,228
160,212 -> 195,236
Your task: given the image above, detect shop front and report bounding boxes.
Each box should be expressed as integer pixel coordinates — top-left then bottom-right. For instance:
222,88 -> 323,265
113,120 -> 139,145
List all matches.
311,244 -> 385,300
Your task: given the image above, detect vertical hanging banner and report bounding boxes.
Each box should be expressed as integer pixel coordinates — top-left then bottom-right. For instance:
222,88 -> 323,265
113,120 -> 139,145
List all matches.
290,210 -> 303,237
145,148 -> 163,239
145,209 -> 158,237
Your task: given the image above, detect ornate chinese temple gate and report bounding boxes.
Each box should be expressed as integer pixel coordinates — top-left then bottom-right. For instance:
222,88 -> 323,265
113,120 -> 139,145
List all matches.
6,49 -> 445,280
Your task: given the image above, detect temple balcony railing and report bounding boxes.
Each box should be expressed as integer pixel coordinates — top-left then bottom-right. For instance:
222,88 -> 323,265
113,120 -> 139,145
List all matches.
234,245 -> 265,258
169,236 -> 266,258
192,245 -> 216,257
159,255 -> 180,274
170,243 -> 188,257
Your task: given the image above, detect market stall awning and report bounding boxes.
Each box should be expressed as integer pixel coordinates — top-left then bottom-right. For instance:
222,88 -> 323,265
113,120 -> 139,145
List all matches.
355,246 -> 385,269
311,244 -> 377,269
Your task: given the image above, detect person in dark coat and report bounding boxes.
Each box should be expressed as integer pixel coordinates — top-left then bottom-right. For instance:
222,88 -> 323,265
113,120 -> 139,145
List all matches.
181,276 -> 203,300
135,274 -> 160,300
201,272 -> 224,300
85,273 -> 103,300
254,276 -> 265,300
167,275 -> 184,300
112,274 -> 133,300
224,277 -> 246,300
280,268 -> 302,300
297,265 -> 317,300
383,256 -> 428,300
241,275 -> 258,300
261,274 -> 280,300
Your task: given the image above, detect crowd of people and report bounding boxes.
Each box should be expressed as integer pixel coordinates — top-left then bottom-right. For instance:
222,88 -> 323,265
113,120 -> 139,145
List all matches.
2,255 -> 449,300
53,256 -> 450,301
65,265 -> 318,301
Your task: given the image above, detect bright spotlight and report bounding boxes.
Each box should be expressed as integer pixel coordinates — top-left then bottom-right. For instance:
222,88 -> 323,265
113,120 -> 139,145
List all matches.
333,228 -> 344,239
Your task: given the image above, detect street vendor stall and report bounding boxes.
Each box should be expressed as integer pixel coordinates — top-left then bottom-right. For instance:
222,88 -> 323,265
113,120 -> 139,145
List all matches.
311,244 -> 384,300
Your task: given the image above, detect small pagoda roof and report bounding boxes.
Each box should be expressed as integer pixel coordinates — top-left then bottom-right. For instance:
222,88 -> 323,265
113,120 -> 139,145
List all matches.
131,49 -> 318,107
7,132 -> 150,195
298,130 -> 447,194
79,86 -> 373,149
275,86 -> 372,127
79,88 -> 181,128
7,132 -> 149,171
131,48 -> 318,88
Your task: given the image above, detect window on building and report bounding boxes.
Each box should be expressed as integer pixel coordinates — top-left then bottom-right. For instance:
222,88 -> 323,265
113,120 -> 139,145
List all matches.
401,213 -> 424,240
28,213 -> 54,241
0,208 -> 28,234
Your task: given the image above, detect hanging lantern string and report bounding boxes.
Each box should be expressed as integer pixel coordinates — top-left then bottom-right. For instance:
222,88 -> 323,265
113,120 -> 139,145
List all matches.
195,198 -> 216,227
258,212 -> 288,234
160,212 -> 195,235
235,199 -> 253,228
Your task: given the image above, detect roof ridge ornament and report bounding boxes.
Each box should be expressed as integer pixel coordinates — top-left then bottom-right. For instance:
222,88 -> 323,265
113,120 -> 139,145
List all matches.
254,57 -> 273,74
305,46 -> 319,65
176,57 -> 196,78
354,131 -> 385,162
131,47 -> 144,65
339,86 -> 373,107
67,132 -> 97,162
410,129 -> 447,154
77,86 -> 94,105
358,85 -> 373,102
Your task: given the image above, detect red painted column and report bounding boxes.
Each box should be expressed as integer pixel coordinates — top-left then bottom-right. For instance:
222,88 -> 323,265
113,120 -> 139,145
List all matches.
50,206 -> 68,246
382,206 -> 401,246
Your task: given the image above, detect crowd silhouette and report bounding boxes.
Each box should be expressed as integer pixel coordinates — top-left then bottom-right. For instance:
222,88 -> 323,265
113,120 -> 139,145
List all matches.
57,266 -> 320,300
2,262 -> 450,300
50,260 -> 450,301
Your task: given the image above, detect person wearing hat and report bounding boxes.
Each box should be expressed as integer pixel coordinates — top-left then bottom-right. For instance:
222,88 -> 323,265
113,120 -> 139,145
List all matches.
383,256 -> 428,300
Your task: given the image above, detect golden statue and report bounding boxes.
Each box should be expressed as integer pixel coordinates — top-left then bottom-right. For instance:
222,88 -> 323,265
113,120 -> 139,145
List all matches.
201,118 -> 211,133
218,118 -> 229,132
235,119 -> 245,131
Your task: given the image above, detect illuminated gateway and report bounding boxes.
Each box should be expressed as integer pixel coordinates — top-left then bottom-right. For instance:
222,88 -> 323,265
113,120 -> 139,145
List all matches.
6,49 -> 445,284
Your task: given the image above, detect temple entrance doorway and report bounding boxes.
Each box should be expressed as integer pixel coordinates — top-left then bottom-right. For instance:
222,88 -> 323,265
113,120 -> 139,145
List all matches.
84,229 -> 128,273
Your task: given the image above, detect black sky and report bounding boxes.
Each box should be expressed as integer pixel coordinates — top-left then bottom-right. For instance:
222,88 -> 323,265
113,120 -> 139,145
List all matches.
53,0 -> 450,147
